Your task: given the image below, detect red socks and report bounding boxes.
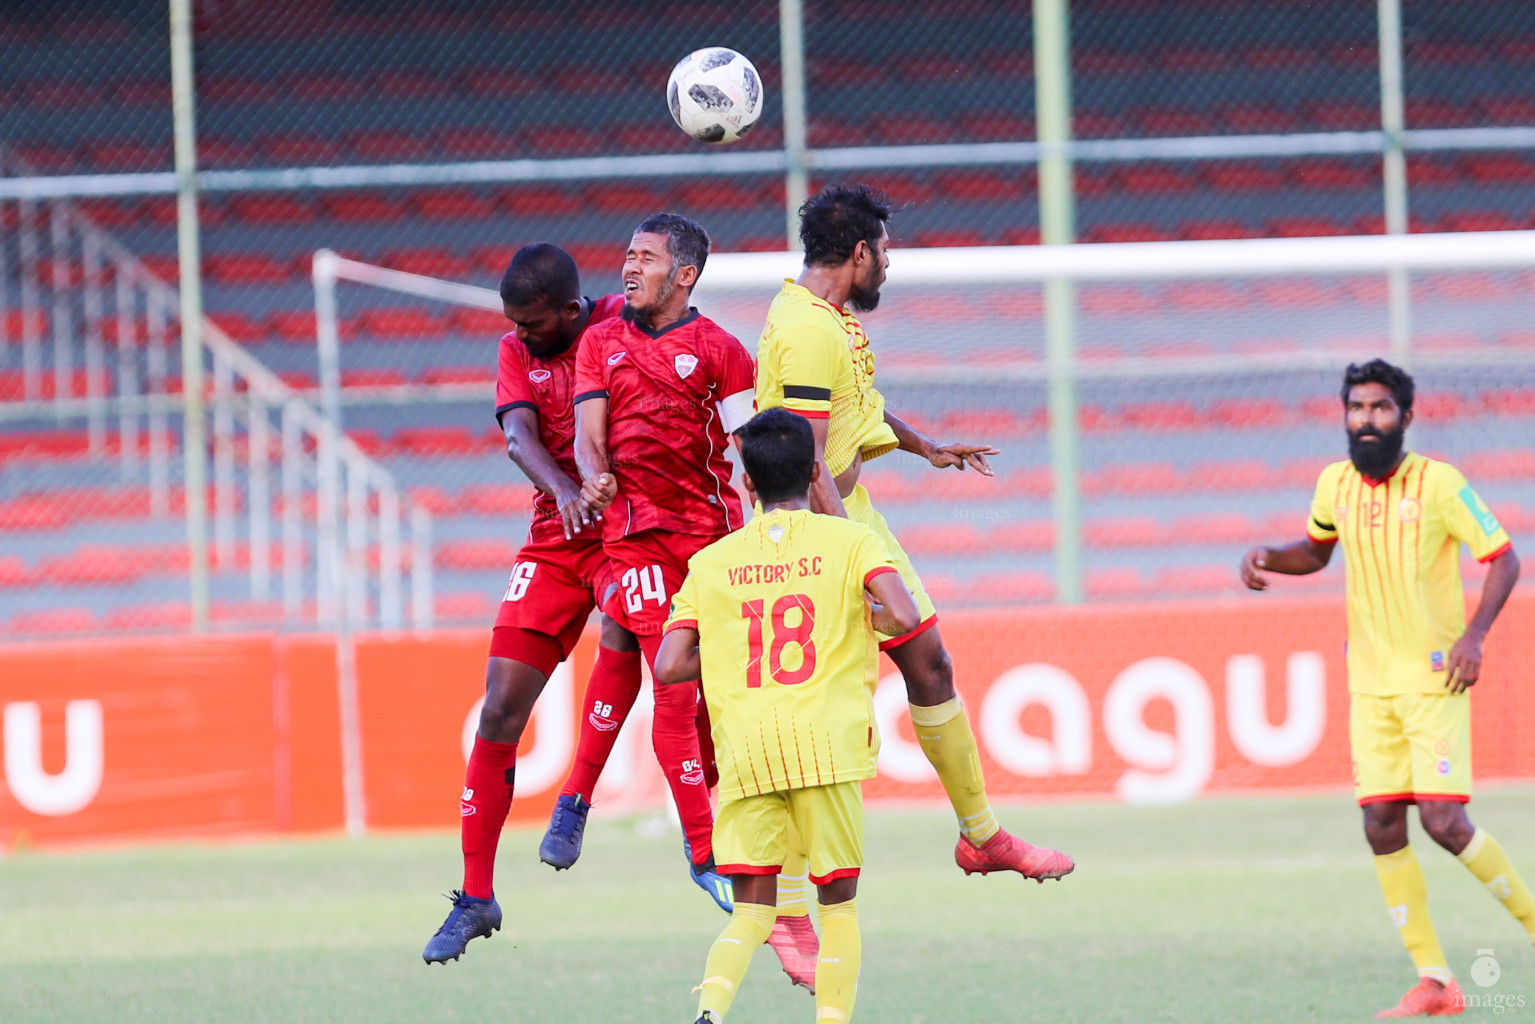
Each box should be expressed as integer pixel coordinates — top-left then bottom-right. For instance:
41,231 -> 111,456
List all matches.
640,633 -> 715,863
460,735 -> 518,899
561,645 -> 644,801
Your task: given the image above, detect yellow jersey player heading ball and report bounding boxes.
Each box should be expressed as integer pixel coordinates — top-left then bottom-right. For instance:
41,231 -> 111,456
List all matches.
1241,359 -> 1531,1019
656,408 -> 920,1024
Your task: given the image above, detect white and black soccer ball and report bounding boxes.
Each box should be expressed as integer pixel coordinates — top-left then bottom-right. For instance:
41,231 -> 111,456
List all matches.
666,47 -> 764,144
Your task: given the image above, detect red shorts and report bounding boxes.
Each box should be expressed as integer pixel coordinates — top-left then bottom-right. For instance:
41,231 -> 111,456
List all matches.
601,529 -> 717,636
492,531 -> 614,657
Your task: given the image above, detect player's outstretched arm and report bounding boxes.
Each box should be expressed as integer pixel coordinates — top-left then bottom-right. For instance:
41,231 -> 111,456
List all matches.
501,406 -> 588,540
1239,538 -> 1335,590
654,626 -> 702,684
1445,545 -> 1520,694
884,410 -> 998,475
866,570 -> 920,637
573,395 -> 615,527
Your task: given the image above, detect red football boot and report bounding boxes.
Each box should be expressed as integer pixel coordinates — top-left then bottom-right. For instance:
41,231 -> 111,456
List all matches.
765,915 -> 818,993
955,829 -> 1075,882
1375,978 -> 1465,1018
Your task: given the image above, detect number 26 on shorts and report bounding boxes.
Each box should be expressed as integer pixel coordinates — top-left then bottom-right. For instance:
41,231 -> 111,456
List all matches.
621,564 -> 666,613
503,561 -> 537,602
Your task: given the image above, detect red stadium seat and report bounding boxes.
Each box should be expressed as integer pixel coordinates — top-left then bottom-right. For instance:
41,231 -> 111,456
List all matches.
1179,219 -> 1260,240
0,496 -> 70,531
583,182 -> 673,214
1172,512 -> 1257,544
0,556 -> 30,588
869,114 -> 955,146
322,193 -> 406,223
1268,216 -> 1349,237
265,311 -> 317,344
500,186 -> 585,217
1219,105 -> 1301,134
1159,49 -> 1230,74
891,55 -> 965,82
1133,108 -> 1217,137
375,71 -> 454,100
262,134 -> 346,164
406,486 -> 458,516
228,194 -> 317,224
1000,226 -> 1042,246
678,181 -> 772,211
565,242 -> 626,275
1082,462 -> 1184,495
435,130 -> 519,160
1461,449 -> 1535,480
74,198 -> 142,229
8,607 -> 97,635
1440,211 -> 1523,233
346,130 -> 433,162
411,190 -> 497,221
104,602 -> 193,632
1405,99 -> 1476,128
935,170 -> 1030,202
1124,401 -> 1204,430
860,175 -> 937,205
84,140 -> 170,170
1155,564 -> 1237,595
0,369 -> 92,401
435,592 -> 497,623
1191,457 -> 1281,490
980,51 -> 1034,78
384,249 -> 472,279
1,309 -> 50,342
524,125 -> 606,156
451,308 -> 511,336
1079,285 -> 1160,317
1251,279 -> 1341,309
211,601 -> 287,626
394,426 -> 482,456
1084,567 -> 1148,599
352,308 -> 445,340
276,370 -> 318,390
1076,51 -> 1148,75
198,138 -> 260,168
1164,281 -> 1252,311
1073,111 -> 1129,138
200,76 -> 280,104
954,113 -> 1034,142
1291,159 -> 1375,190
287,74 -> 367,102
462,69 -> 540,98
1413,392 -> 1467,422
460,484 -> 536,516
1117,165 -> 1200,194
1406,156 -> 1462,187
910,229 -> 990,248
1243,47 -> 1319,71
807,118 -> 874,148
1082,223 -> 1176,243
206,253 -> 293,285
1484,389 -> 1535,417
436,539 -> 520,571
417,366 -> 495,386
970,571 -> 1054,604
1204,162 -> 1287,192
991,521 -> 1054,552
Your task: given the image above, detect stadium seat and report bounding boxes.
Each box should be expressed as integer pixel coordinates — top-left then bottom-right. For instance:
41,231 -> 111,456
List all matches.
376,71 -> 454,100
1,309 -> 49,342
524,125 -> 606,156
677,180 -> 773,211
1079,285 -> 1160,317
500,186 -> 585,217
1424,272 -> 1519,302
459,484 -> 536,516
321,193 -> 406,223
25,80 -> 102,108
228,194 -> 317,225
352,308 -> 445,340
7,607 -> 97,635
392,425 -> 481,456
991,521 -> 1055,552
1440,211 -> 1523,233
104,602 -> 193,632
870,114 -> 955,146
1291,159 -> 1375,190
910,229 -> 990,248
417,366 -> 495,386
435,540 -> 519,572
1405,155 -> 1462,187
262,134 -> 346,164
1413,392 -> 1467,422
1404,99 -> 1476,128
435,129 -> 519,160
208,312 -> 265,344
346,130 -> 434,162
1268,216 -> 1348,237
206,253 -> 293,285
954,113 -> 1034,142
1133,109 -> 1217,137
1179,219 -> 1260,240
934,169 -> 1030,202
383,249 -> 472,279
406,486 -> 458,516
1251,279 -> 1341,308
1122,401 -> 1203,430
1158,49 -> 1230,74
200,76 -> 279,104
1084,516 -> 1167,548
265,311 -> 321,344
1461,449 -> 1535,480
1164,281 -> 1252,311
1172,512 -> 1257,544
1076,51 -> 1148,75
451,308 -> 511,336
970,571 -> 1054,604
74,198 -> 142,229
1084,567 -> 1147,599
1479,97 -> 1535,124
462,69 -> 540,98
1192,457 -> 1282,491
899,523 -> 987,557
1484,389 -> 1535,417
410,189 -> 498,221
1083,461 -> 1184,494
1154,564 -> 1237,594
435,591 -> 497,623
1204,162 -> 1287,192
1242,47 -> 1319,71
288,73 -> 367,102
808,118 -> 874,147
0,555 -> 31,588
0,496 -> 70,531
1081,223 -> 1176,243
211,601 -> 287,626
583,182 -> 674,213
1219,105 -> 1301,134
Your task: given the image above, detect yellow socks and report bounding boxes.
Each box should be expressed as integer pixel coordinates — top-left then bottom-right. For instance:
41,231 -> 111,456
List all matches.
777,847 -> 811,921
696,901 -> 775,1022
909,699 -> 999,845
815,898 -> 862,1022
1458,828 -> 1535,940
1375,845 -> 1453,984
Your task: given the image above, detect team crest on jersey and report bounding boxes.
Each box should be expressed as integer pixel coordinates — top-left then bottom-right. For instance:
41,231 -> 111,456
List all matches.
767,524 -> 785,544
674,354 -> 698,378
607,351 -> 627,366
528,369 -> 551,384
1399,497 -> 1421,522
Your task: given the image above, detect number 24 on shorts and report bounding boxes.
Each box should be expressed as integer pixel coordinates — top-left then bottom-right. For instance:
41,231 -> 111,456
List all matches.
621,564 -> 666,613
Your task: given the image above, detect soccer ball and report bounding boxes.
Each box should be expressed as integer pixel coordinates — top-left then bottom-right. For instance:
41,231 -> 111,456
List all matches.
666,47 -> 764,144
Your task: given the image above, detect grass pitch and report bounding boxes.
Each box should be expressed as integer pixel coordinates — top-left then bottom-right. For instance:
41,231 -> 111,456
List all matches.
3,787 -> 1533,1023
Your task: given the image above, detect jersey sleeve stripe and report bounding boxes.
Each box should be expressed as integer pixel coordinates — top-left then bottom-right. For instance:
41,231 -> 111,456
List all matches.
495,400 -> 537,422
573,389 -> 608,404
863,565 -> 899,587
784,385 -> 832,401
1478,539 -> 1513,563
785,407 -> 831,420
664,618 -> 699,634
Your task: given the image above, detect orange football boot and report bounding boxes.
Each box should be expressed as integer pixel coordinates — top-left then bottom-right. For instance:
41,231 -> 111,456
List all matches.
955,829 -> 1075,882
1375,978 -> 1465,1018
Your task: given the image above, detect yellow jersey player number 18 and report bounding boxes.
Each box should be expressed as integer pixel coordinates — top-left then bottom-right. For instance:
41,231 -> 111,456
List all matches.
655,408 -> 919,1024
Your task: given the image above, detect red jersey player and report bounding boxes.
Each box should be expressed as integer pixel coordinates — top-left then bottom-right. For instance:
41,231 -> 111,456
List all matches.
423,243 -> 644,964
543,214 -> 755,905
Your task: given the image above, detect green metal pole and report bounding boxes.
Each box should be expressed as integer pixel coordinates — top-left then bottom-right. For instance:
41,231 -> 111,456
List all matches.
170,0 -> 209,629
1379,0 -> 1411,365
779,0 -> 809,249
1035,0 -> 1082,604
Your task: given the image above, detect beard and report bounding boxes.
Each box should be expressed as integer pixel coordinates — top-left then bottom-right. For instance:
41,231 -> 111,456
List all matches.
847,279 -> 881,314
1348,423 -> 1406,479
621,275 -> 676,328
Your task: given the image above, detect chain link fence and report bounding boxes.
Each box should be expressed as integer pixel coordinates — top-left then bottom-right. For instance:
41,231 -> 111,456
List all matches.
2,0 -> 1534,638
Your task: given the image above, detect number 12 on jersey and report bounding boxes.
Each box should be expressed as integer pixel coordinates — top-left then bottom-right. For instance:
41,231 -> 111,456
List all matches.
742,594 -> 817,688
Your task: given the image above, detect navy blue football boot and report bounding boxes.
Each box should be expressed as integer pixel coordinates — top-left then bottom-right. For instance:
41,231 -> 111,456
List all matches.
422,890 -> 502,963
539,793 -> 590,869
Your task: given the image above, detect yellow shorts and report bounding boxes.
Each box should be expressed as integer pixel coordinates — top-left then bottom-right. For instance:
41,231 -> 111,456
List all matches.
844,483 -> 937,649
1350,692 -> 1473,805
713,780 -> 865,884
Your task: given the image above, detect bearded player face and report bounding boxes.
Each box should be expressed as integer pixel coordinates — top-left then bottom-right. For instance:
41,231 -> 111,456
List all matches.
846,224 -> 890,314
1345,381 -> 1411,479
622,231 -> 679,326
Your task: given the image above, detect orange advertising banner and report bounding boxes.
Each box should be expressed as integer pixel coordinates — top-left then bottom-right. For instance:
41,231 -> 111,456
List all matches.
2,594 -> 1531,849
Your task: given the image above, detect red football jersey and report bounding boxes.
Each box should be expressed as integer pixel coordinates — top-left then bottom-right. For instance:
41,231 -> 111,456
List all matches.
494,293 -> 625,543
574,308 -> 756,539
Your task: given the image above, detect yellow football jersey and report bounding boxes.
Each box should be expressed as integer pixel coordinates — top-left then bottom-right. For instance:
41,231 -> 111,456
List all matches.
665,507 -> 898,801
755,280 -> 900,477
1307,452 -> 1512,695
